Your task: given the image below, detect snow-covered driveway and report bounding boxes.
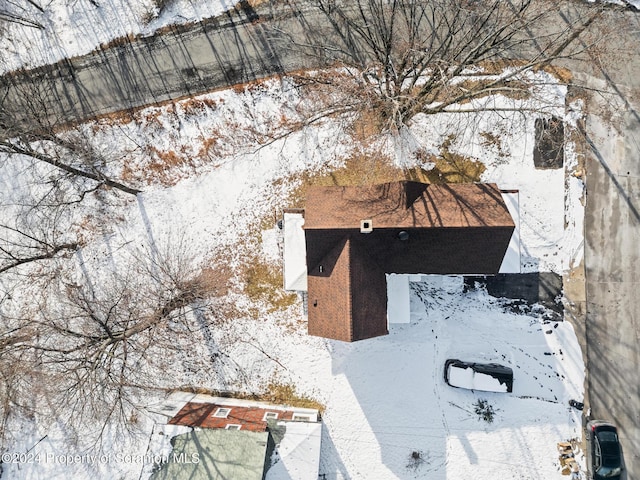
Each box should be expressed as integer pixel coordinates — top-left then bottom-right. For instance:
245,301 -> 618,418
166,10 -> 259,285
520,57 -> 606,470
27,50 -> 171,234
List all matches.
310,276 -> 584,479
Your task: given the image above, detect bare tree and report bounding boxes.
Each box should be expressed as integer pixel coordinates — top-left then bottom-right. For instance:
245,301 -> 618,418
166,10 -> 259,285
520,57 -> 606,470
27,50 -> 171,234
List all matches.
0,162 -> 86,277
0,135 -> 141,195
0,240 -> 232,445
276,0 -> 606,132
0,77 -> 141,278
0,219 -> 78,275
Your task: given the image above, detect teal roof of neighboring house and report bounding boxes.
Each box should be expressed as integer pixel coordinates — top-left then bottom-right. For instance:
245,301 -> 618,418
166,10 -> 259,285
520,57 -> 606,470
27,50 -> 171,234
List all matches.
150,429 -> 273,480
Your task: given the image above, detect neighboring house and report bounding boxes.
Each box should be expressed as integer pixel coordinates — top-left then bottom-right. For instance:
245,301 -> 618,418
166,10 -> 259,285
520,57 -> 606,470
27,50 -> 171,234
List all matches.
151,396 -> 322,480
150,428 -> 272,480
297,180 -> 515,342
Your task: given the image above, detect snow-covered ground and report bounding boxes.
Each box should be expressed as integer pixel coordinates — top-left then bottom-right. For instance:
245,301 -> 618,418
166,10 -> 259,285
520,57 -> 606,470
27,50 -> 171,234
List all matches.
0,1 -> 592,478
2,276 -> 586,480
314,276 -> 585,479
1,69 -> 587,479
589,0 -> 640,9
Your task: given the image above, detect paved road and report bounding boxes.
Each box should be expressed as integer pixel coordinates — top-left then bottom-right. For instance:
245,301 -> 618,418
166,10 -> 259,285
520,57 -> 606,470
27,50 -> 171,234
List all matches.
0,1 -> 600,126
1,0 -> 640,477
582,78 -> 640,478
557,7 -> 640,476
0,2 -> 340,126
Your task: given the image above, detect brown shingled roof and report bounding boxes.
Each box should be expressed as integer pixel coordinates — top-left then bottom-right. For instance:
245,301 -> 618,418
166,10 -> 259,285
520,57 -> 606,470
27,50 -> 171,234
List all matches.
307,237 -> 389,342
169,402 -> 300,431
304,181 -> 515,342
305,181 -> 513,230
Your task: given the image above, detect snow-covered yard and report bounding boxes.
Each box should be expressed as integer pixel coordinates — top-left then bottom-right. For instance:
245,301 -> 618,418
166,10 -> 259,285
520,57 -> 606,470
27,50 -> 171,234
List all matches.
0,0 -> 241,74
1,276 -> 586,480
0,2 -> 592,479
1,68 -> 588,478
313,276 -> 585,479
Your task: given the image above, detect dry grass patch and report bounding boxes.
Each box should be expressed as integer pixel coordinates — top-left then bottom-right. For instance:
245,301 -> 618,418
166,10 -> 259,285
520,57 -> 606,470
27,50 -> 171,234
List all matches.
122,145 -> 197,186
421,77 -> 532,106
179,97 -> 219,116
190,264 -> 233,298
245,0 -> 271,6
348,100 -> 393,141
422,135 -> 486,183
243,257 -> 297,312
169,381 -> 325,413
472,60 -> 572,84
425,154 -> 485,184
263,382 -> 325,413
286,152 -> 411,208
539,65 -> 573,84
195,131 -> 228,161
285,141 -> 483,209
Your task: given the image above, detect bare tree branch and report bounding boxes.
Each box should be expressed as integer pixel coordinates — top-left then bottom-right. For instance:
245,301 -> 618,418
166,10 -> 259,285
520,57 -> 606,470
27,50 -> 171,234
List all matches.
276,0 -> 606,131
0,241 -> 78,274
0,239 -> 234,444
0,139 -> 141,195
0,11 -> 44,29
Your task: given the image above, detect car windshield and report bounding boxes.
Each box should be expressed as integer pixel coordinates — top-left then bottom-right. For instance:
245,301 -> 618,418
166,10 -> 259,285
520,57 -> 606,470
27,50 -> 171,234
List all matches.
597,465 -> 622,477
598,431 -> 618,443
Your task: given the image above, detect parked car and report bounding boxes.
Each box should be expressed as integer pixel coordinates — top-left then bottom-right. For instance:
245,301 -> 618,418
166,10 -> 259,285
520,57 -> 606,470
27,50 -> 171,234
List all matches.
587,420 -> 623,480
444,359 -> 513,393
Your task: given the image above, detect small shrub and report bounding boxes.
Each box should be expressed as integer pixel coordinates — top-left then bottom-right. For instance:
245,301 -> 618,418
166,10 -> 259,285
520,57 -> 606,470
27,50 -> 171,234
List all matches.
180,98 -> 212,116
129,411 -> 140,425
474,398 -> 496,423
141,0 -> 174,25
406,450 -> 427,471
480,131 -> 509,158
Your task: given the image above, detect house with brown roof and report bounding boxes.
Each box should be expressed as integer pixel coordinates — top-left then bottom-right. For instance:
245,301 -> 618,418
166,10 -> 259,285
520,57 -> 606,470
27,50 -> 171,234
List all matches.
150,394 -> 322,480
302,181 -> 515,342
168,400 -> 319,432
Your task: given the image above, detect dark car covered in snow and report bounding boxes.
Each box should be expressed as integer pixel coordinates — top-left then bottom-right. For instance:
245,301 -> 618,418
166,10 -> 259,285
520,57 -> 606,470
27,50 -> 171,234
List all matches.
444,359 -> 513,393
